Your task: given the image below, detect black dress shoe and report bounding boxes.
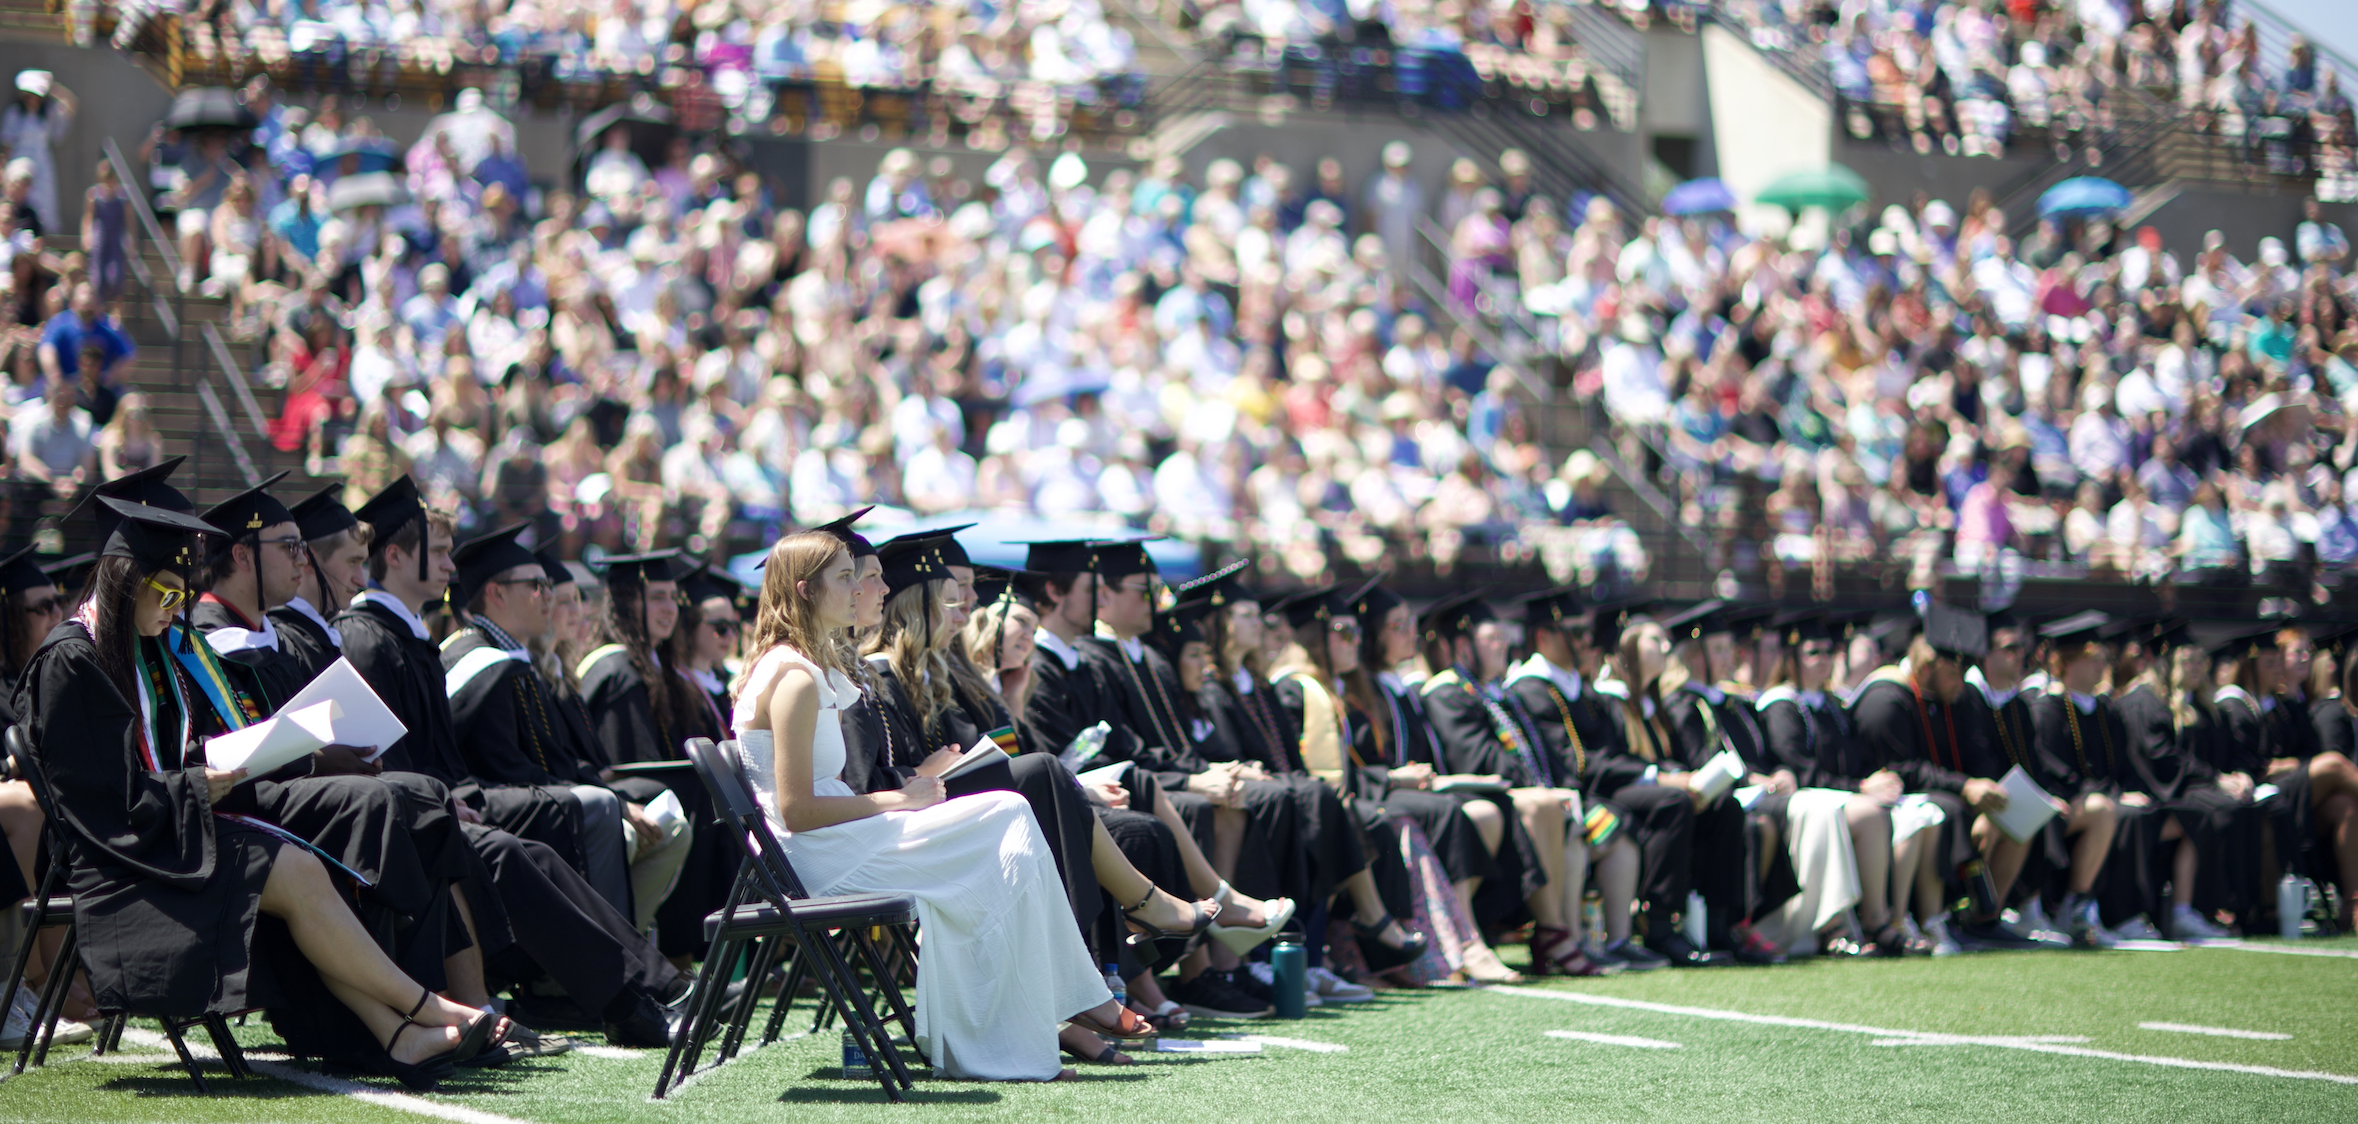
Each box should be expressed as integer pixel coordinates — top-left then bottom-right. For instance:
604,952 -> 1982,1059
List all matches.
604,995 -> 687,1049
1645,932 -> 1730,967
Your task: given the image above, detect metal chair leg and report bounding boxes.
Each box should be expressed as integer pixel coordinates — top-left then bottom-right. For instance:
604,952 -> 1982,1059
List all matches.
847,926 -> 917,1042
714,936 -> 778,1064
758,945 -> 805,1046
652,935 -> 737,1099
800,929 -> 906,1101
28,922 -> 77,1069
161,1022 -> 210,1095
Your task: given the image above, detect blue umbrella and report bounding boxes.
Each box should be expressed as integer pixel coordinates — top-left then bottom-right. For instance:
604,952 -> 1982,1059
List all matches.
1662,177 -> 1736,216
2037,176 -> 2131,219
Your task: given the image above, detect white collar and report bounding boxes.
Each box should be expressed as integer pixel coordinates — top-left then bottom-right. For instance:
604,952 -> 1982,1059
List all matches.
1377,670 -> 1409,694
1092,621 -> 1146,662
282,595 -> 343,648
1232,668 -> 1255,695
688,666 -> 725,694
201,608 -> 280,655
1034,627 -> 1081,670
1965,665 -> 2018,707
1682,681 -> 1725,704
1507,652 -> 1581,699
355,588 -> 430,640
2069,690 -> 2099,715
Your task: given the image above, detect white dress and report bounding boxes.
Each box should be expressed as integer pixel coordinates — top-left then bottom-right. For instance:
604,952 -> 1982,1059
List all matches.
734,645 -> 1109,1080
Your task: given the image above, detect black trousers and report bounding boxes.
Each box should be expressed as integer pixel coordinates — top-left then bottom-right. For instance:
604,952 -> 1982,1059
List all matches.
1163,779 -> 1306,905
1606,783 -> 1696,918
463,822 -> 681,1021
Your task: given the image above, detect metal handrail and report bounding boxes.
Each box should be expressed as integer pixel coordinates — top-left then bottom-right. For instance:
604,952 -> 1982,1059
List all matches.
1562,0 -> 1649,97
1594,436 -> 1711,555
2240,0 -> 2358,95
193,378 -> 263,487
101,136 -> 178,341
201,322 -> 271,440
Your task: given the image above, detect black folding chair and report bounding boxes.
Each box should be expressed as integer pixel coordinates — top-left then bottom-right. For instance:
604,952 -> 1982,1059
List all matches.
653,738 -> 919,1101
4,725 -> 252,1091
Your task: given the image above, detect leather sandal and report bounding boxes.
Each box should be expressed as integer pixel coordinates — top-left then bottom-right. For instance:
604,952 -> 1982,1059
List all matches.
1351,913 -> 1429,972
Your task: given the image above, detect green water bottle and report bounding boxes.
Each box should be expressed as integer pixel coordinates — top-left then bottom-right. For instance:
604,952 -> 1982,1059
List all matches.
1270,941 -> 1307,1019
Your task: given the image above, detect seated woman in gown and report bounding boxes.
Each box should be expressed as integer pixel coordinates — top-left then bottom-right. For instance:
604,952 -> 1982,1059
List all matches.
734,530 -> 1181,1081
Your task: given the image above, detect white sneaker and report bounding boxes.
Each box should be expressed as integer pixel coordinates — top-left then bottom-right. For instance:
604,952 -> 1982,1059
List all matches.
1306,966 -> 1374,1003
2071,901 -> 2121,949
0,988 -> 94,1051
2170,905 -> 2232,944
2019,901 -> 2072,947
2113,915 -> 2169,943
1925,913 -> 1964,958
1244,961 -> 1320,1006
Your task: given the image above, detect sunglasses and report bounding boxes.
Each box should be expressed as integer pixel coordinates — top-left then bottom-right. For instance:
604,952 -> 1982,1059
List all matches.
706,618 -> 739,635
145,576 -> 190,612
490,577 -> 552,597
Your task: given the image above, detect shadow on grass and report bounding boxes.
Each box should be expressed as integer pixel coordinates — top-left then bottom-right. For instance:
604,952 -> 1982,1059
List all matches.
100,1073 -> 331,1100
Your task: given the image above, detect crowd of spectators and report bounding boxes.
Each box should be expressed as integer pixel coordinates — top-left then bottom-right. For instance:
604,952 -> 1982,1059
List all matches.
1716,0 -> 2355,187
1516,170 -> 2358,593
142,80 -> 1642,585
85,0 -> 1143,142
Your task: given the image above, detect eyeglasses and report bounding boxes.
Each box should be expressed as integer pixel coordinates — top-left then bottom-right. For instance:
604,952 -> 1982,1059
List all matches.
706,618 -> 739,635
144,576 -> 190,612
489,577 -> 552,597
22,595 -> 64,617
1329,620 -> 1363,638
259,536 -> 307,560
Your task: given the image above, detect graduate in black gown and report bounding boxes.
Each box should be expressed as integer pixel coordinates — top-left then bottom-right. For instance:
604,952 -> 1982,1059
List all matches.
1503,587 -> 1670,972
1843,603 -> 2021,951
675,561 -> 744,734
1946,611 -> 2066,950
270,486 -> 363,684
2282,621 -> 2358,933
442,524 -> 642,921
0,544 -> 64,924
2022,612 -> 2135,947
1261,584 -> 1436,978
574,549 -> 734,963
337,477 -> 688,1047
2107,618 -> 2242,941
1415,591 -> 1595,964
188,473 -> 316,705
19,496 -> 509,1088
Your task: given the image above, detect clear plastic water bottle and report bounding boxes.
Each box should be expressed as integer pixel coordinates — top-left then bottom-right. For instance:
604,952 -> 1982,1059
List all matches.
1102,965 -> 1126,1008
2279,875 -> 2305,941
1683,890 -> 1709,950
1271,941 -> 1307,1019
841,1030 -> 872,1079
1582,895 -> 1606,955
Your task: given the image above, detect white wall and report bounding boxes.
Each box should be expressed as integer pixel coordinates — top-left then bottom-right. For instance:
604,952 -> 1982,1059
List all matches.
1699,24 -> 1831,201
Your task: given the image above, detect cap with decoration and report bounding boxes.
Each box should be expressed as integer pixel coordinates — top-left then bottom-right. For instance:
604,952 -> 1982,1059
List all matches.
876,534 -> 953,598
1275,584 -> 1349,631
1347,574 -> 1405,623
1515,586 -> 1587,630
1173,558 -> 1254,612
1920,601 -> 1987,661
1419,588 -> 1495,645
98,496 -> 220,575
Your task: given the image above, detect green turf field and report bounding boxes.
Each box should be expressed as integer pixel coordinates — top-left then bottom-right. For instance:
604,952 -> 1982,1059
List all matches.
6,938 -> 2356,1124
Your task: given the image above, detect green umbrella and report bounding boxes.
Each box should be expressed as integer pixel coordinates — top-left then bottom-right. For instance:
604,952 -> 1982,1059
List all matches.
1754,165 -> 1870,212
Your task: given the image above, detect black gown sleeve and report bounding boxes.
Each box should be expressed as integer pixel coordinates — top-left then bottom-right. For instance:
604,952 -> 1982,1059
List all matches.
2312,698 -> 2354,763
1421,677 -> 1511,777
1850,680 -> 1968,794
1758,699 -> 1818,780
2211,695 -> 2269,778
2115,686 -> 2185,801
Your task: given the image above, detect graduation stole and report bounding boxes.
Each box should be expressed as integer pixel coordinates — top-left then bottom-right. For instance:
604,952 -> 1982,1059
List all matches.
1280,671 -> 1352,786
165,623 -> 265,731
1426,667 -> 1550,785
1986,694 -> 2028,768
1536,681 -> 1588,779
2062,695 -> 2118,778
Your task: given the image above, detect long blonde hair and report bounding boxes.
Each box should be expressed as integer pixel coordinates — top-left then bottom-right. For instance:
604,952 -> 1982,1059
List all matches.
864,579 -> 956,738
1615,618 -> 1673,762
740,531 -> 855,691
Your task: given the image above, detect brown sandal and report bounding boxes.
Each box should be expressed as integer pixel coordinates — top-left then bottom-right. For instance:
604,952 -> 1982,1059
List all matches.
1069,1005 -> 1156,1040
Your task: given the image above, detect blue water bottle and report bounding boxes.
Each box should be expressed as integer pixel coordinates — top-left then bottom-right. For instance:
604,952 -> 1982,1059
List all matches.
1270,941 -> 1307,1019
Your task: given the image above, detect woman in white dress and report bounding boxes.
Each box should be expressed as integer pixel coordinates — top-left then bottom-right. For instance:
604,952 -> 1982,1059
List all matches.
735,530 -> 1166,1081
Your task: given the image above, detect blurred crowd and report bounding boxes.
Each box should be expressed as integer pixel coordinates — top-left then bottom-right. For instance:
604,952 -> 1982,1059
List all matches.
1509,173 -> 2358,592
113,78 -> 1642,584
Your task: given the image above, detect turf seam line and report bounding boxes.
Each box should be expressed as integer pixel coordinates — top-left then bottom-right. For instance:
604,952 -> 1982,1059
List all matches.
2139,1022 -> 2294,1041
1218,1034 -> 1349,1053
114,1028 -> 543,1124
1485,986 -> 2358,1086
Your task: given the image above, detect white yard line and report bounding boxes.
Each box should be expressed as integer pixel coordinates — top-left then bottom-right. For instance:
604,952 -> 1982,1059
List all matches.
570,1045 -> 645,1060
1487,986 -> 2358,1086
112,1028 -> 542,1124
2140,1022 -> 2293,1041
1544,1030 -> 1681,1049
2203,940 -> 2358,961
1219,1034 -> 1349,1053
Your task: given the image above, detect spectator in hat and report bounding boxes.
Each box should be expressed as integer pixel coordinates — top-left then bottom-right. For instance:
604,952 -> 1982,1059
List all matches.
0,71 -> 72,235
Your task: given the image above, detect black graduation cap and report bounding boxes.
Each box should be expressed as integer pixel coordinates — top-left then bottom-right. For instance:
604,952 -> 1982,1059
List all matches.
680,560 -> 751,607
1419,588 -> 1495,644
1146,603 -> 1207,661
288,484 -> 359,542
451,523 -> 541,605
1662,599 -> 1727,642
0,544 -> 49,601
2200,622 -> 2279,663
352,475 -> 432,581
876,534 -> 952,597
535,549 -> 574,586
1920,601 -> 1987,661
68,456 -> 194,541
1275,584 -> 1348,630
1723,604 -> 1778,641
1020,538 -> 1095,574
1984,609 -> 2022,636
811,506 -> 878,559
598,549 -> 683,586
920,526 -> 977,569
38,551 -> 91,591
2136,617 -> 2193,652
1347,574 -> 1404,623
200,471 -> 296,542
1515,585 -> 1586,629
1589,597 -> 1655,651
1089,537 -> 1162,579
969,565 -> 1030,610
2036,610 -> 2111,649
98,496 -> 220,575
1173,558 -> 1254,612
1773,609 -> 1832,645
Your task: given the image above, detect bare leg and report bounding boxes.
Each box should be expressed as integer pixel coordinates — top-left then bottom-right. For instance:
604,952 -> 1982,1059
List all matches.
1338,866 -> 1416,951
1210,806 -> 1246,881
1557,835 -> 1590,944
1089,814 -> 1217,933
257,849 -> 490,1062
1845,797 -> 1893,931
1150,788 -> 1273,925
1913,840 -> 1947,920
0,780 -> 38,892
1509,790 -> 1568,929
1591,837 -> 1638,944
1981,817 -> 2032,903
443,885 -> 491,1009
2320,794 -> 2358,915
2065,794 -> 2118,895
2163,818 -> 2197,908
